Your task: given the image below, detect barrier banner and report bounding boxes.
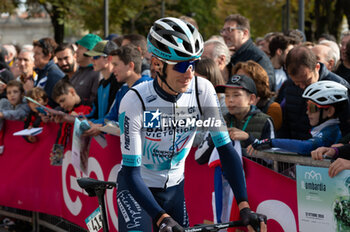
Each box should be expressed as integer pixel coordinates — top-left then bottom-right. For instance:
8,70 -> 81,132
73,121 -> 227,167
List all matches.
244,158 -> 299,232
0,121 -> 214,231
297,165 -> 350,232
0,121 -> 299,231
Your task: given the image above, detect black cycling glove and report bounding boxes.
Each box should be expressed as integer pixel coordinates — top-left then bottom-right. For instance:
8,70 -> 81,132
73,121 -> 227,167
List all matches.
159,217 -> 184,232
252,138 -> 272,150
240,207 -> 267,232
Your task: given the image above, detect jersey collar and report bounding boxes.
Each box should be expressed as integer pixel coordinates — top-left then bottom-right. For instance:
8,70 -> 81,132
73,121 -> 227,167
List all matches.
153,77 -> 182,103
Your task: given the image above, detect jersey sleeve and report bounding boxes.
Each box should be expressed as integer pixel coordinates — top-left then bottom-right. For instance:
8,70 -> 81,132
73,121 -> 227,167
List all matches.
118,89 -> 165,220
118,90 -> 144,167
198,77 -> 231,147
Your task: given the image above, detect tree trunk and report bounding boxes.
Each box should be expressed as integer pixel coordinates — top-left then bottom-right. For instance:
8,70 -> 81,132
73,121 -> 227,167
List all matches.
43,3 -> 65,44
330,0 -> 344,41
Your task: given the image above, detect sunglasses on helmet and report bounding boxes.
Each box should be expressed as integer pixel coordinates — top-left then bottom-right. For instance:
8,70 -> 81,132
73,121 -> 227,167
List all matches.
307,101 -> 330,113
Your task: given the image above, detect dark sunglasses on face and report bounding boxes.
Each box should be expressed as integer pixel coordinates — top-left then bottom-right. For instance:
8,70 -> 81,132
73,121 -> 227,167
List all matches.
155,56 -> 199,73
172,60 -> 199,73
92,55 -> 108,60
307,101 -> 330,113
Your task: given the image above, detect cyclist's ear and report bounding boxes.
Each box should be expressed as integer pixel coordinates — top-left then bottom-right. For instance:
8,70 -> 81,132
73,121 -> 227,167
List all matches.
151,57 -> 164,73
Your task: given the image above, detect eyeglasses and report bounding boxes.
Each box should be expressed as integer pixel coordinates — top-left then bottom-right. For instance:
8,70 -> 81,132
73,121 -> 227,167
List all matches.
158,57 -> 199,73
220,27 -> 243,34
307,101 -> 330,113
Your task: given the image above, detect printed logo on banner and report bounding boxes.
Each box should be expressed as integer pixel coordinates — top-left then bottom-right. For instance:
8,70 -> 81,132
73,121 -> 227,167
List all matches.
304,170 -> 322,181
143,109 -> 161,128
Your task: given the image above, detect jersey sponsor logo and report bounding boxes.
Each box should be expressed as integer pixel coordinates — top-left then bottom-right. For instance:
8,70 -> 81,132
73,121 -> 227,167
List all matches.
146,95 -> 157,103
124,116 -> 131,150
170,134 -> 190,153
143,109 -> 161,128
122,154 -> 141,167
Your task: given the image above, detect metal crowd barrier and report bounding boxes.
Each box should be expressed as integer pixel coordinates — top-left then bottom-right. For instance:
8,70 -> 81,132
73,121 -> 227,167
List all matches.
246,149 -> 331,179
0,206 -> 87,232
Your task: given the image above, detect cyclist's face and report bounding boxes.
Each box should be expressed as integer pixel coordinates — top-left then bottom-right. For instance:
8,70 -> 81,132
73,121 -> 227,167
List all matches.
165,62 -> 194,94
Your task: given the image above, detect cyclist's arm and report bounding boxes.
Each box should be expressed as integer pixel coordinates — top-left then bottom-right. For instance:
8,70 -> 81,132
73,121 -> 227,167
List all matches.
199,77 -> 248,204
118,91 -> 165,222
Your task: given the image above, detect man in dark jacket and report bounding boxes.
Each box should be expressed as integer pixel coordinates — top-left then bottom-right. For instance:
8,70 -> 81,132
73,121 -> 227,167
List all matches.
33,38 -> 65,107
278,46 -> 350,140
221,14 -> 276,91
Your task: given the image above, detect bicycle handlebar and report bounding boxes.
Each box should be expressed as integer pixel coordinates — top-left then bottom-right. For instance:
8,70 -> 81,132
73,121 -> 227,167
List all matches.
185,220 -> 244,232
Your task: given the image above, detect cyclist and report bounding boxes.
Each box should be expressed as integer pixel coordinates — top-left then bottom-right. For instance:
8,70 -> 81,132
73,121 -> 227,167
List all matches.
117,17 -> 267,232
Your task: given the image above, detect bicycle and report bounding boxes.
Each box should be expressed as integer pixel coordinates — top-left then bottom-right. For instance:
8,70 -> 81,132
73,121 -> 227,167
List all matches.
77,177 -> 245,232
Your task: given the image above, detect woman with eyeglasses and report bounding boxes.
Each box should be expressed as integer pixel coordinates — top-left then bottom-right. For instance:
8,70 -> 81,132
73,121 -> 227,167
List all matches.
250,80 -> 348,156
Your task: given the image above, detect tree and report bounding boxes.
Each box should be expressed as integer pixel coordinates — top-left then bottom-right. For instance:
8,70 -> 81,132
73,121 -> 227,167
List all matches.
0,0 -> 19,14
16,0 -> 72,44
311,0 -> 350,41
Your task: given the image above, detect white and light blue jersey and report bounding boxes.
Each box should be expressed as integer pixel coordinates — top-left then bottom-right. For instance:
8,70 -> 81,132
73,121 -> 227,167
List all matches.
118,76 -> 230,188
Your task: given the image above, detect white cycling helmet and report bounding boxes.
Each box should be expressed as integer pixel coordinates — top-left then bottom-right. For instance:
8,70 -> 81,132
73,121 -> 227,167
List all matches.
302,80 -> 348,105
147,17 -> 204,61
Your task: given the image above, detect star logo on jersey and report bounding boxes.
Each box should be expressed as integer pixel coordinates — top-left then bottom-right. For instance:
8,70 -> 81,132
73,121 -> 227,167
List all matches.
143,109 -> 161,128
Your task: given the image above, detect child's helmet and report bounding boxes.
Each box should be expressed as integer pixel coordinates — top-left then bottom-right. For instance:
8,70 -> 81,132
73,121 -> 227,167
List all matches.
147,17 -> 204,62
302,80 -> 348,105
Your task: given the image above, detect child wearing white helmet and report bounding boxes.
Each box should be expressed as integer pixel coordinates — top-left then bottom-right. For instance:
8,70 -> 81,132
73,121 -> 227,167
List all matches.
251,80 -> 348,155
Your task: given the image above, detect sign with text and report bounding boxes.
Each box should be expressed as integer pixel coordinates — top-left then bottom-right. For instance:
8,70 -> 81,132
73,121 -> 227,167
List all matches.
297,165 -> 350,232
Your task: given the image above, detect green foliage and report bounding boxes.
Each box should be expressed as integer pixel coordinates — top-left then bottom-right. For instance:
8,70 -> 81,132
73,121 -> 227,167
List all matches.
231,0 -> 285,39
0,0 -> 19,14
7,0 -> 350,43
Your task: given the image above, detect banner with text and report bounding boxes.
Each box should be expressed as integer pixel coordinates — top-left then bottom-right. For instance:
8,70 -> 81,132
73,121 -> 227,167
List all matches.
297,165 -> 350,232
0,121 -> 298,231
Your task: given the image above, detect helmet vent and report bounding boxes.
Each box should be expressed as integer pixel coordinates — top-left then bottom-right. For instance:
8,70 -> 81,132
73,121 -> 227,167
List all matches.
182,40 -> 193,53
175,50 -> 191,58
156,40 -> 171,54
163,34 -> 177,46
334,95 -> 343,100
186,24 -> 195,33
173,25 -> 186,35
195,40 -> 200,52
317,97 -> 327,103
310,89 -> 320,96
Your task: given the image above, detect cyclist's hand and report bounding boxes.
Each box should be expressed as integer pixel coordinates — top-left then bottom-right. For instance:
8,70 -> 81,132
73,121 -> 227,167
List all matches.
240,208 -> 267,232
252,138 -> 272,151
159,217 -> 184,232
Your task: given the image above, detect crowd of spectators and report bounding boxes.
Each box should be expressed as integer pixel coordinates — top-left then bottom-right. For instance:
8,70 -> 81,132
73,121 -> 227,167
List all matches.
1,13 -> 350,178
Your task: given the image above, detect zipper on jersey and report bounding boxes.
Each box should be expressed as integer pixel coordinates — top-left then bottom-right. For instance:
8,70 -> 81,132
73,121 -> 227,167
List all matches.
164,101 -> 176,189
